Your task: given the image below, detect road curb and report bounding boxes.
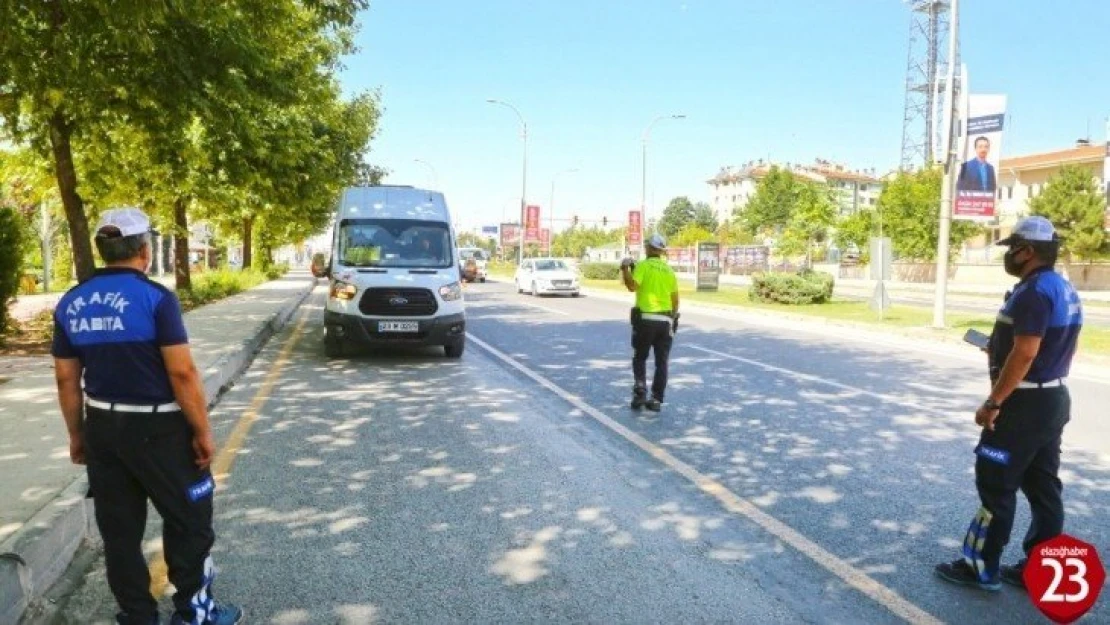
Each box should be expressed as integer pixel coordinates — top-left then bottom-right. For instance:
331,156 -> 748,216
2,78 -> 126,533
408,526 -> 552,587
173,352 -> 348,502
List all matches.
0,276 -> 316,625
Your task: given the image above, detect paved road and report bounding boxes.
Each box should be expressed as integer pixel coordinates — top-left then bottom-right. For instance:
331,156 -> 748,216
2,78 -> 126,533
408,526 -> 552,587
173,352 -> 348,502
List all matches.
49,282 -> 1110,623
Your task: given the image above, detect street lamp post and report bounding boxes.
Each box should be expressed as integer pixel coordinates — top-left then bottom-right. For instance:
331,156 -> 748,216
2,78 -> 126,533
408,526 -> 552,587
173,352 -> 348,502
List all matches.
487,99 -> 528,266
413,159 -> 439,189
550,168 -> 578,255
641,114 -> 686,255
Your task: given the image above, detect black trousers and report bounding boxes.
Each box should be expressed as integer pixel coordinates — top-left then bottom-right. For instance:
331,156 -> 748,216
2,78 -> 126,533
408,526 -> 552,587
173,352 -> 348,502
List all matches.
632,319 -> 674,400
969,386 -> 1069,577
84,405 -> 217,623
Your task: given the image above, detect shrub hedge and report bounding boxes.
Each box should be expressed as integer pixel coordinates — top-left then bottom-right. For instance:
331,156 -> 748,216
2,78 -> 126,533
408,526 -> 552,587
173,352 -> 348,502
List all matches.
579,262 -> 621,280
749,269 -> 835,305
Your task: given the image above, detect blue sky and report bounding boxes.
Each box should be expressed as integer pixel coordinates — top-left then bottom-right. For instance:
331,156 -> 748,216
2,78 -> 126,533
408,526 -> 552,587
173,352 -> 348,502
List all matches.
338,0 -> 1110,233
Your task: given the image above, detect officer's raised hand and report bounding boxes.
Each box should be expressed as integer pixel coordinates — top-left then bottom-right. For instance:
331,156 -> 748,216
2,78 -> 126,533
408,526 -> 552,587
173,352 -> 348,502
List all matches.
620,257 -> 635,271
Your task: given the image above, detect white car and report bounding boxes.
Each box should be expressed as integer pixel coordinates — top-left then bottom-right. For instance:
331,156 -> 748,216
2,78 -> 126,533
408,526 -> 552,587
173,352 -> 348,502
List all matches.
515,258 -> 580,297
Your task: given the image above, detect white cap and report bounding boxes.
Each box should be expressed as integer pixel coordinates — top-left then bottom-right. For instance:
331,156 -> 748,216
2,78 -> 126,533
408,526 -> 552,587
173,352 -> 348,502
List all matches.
997,216 -> 1056,245
96,208 -> 151,238
646,233 -> 667,250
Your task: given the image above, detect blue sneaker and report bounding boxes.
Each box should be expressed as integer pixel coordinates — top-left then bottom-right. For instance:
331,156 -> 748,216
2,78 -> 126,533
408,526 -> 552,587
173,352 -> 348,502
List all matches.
935,559 -> 1002,592
170,603 -> 243,625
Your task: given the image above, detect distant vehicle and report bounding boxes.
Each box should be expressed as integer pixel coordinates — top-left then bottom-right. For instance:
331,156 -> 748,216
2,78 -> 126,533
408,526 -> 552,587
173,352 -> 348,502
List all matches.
310,252 -> 328,277
458,247 -> 489,283
514,257 -> 580,297
324,185 -> 466,359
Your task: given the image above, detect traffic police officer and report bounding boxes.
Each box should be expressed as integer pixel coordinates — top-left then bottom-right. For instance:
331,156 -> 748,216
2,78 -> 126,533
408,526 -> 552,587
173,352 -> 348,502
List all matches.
935,216 -> 1083,592
621,233 -> 680,412
51,208 -> 242,624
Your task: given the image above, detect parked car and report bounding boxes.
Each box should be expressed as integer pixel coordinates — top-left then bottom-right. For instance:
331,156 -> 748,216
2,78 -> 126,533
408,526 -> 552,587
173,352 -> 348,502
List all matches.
458,247 -> 488,283
514,258 -> 580,297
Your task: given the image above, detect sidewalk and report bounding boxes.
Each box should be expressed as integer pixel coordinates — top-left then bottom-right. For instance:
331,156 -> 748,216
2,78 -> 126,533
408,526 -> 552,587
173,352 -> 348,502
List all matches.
8,277 -> 176,323
0,272 -> 316,624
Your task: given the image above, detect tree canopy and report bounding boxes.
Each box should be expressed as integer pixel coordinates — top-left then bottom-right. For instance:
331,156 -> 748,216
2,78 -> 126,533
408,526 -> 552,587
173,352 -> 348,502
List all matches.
0,0 -> 378,286
1028,164 -> 1108,266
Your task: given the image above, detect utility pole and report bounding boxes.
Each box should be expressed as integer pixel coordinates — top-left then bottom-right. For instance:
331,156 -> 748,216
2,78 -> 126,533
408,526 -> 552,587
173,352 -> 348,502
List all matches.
487,99 -> 528,266
641,114 -> 686,256
932,0 -> 959,328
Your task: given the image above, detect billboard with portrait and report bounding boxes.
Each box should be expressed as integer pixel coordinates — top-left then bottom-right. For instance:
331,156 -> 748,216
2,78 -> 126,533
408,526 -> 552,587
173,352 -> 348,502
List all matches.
954,94 -> 1007,220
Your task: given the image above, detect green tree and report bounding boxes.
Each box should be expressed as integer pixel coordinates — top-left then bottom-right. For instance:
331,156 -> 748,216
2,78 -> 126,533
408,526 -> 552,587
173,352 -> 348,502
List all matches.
780,184 -> 837,265
457,232 -> 496,255
716,220 -> 757,246
551,225 -> 622,259
355,163 -> 390,186
670,224 -> 715,248
740,166 -> 800,234
878,167 -> 981,261
692,202 -> 719,232
0,206 -> 29,333
657,196 -> 696,238
0,1 -> 371,285
834,209 -> 875,253
1028,164 -> 1109,271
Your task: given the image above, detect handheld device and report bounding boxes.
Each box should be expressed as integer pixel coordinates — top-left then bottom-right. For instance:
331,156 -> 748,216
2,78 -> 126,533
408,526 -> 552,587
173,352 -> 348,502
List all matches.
963,328 -> 990,350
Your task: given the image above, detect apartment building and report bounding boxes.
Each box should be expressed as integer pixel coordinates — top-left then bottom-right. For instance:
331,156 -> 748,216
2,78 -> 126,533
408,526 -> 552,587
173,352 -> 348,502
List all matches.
996,140 -> 1107,236
707,158 -> 882,224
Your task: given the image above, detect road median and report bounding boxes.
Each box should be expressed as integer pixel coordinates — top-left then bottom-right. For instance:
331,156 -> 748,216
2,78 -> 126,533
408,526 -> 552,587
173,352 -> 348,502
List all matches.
0,272 -> 316,625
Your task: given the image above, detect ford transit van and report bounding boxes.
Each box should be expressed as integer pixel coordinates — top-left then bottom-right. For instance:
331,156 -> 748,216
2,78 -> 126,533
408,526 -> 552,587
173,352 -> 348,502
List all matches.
324,186 -> 466,358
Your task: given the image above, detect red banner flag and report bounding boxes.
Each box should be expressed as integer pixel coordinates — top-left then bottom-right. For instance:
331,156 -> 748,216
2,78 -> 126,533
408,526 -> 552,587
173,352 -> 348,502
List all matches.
500,223 -> 519,248
628,210 -> 642,247
525,205 -> 541,244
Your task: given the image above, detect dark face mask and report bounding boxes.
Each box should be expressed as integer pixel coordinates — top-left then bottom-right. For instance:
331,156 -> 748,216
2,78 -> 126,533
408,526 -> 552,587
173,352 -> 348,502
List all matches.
1003,246 -> 1029,277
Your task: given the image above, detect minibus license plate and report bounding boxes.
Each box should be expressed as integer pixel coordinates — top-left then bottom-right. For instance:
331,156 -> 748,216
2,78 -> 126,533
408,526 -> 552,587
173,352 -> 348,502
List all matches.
379,321 -> 419,333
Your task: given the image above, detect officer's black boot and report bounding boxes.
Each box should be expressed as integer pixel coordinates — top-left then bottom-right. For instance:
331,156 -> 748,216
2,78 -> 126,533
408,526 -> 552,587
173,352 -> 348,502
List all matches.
631,384 -> 647,409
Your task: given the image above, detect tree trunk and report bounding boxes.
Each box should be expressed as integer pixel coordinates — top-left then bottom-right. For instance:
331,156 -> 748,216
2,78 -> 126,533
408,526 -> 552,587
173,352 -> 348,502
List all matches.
48,111 -> 95,281
173,197 -> 192,291
242,216 -> 254,269
39,203 -> 53,293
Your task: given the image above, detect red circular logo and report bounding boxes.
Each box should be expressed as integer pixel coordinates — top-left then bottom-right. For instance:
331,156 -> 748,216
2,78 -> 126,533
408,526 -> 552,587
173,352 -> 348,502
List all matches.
1024,535 -> 1106,624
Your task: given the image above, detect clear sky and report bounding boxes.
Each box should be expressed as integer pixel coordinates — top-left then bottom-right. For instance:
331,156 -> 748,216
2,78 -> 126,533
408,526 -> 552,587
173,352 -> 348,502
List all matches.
338,0 -> 1110,233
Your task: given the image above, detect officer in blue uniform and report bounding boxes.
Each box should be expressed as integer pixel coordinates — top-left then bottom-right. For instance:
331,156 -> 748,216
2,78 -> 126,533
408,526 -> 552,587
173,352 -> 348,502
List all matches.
935,216 -> 1083,592
51,208 -> 242,625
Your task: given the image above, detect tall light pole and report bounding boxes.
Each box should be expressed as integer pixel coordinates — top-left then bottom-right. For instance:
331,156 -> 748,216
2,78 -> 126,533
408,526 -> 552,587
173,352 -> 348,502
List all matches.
932,0 -> 959,328
550,168 -> 578,255
487,99 -> 528,266
641,114 -> 686,254
414,159 -> 439,189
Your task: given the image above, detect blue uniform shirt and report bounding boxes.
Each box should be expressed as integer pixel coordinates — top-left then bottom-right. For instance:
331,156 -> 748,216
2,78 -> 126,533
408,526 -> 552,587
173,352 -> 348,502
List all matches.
989,267 -> 1083,383
51,268 -> 189,404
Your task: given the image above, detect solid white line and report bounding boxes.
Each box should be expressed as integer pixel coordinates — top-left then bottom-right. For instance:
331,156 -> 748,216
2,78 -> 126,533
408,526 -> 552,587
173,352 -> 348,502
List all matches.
584,288 -> 1109,386
685,344 -> 928,411
466,332 -> 943,625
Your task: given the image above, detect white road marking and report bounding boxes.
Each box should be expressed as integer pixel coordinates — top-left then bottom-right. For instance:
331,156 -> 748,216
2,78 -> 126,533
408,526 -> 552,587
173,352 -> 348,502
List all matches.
583,288 -> 1109,386
685,344 -> 929,412
467,332 -> 943,625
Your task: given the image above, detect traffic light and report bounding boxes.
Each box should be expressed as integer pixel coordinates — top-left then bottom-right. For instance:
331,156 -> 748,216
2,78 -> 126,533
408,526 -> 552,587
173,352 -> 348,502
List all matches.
572,215 -> 579,227
602,216 -> 608,227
